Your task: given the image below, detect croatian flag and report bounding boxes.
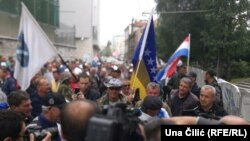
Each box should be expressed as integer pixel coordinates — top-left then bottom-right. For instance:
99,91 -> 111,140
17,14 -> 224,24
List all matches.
156,35 -> 190,81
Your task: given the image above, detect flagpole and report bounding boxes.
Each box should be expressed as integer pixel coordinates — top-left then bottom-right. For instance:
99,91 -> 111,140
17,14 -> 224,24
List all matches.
187,33 -> 191,73
57,54 -> 78,82
131,14 -> 153,94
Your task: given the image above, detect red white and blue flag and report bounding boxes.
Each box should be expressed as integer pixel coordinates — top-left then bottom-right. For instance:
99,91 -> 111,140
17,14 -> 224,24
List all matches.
156,35 -> 190,81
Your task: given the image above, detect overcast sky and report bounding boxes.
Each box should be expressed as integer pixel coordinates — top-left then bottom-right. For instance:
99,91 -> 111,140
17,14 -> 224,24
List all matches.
99,0 -> 156,46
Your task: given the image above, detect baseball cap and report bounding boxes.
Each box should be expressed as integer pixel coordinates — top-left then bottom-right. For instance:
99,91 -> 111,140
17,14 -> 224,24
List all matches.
0,102 -> 9,109
42,93 -> 66,109
104,78 -> 123,88
61,72 -> 71,83
187,71 -> 197,78
112,65 -> 121,73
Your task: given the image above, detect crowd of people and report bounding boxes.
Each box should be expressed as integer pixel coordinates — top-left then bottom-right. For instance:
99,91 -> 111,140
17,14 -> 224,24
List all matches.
0,56 -> 249,141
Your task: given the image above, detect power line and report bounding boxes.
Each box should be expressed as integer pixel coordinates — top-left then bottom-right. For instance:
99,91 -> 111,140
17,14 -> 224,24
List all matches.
142,9 -> 213,15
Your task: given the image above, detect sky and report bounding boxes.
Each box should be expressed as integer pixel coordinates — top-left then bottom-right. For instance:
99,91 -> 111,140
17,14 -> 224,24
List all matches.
99,0 -> 156,46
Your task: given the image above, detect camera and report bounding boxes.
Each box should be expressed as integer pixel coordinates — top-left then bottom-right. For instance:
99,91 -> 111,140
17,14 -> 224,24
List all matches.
182,107 -> 221,120
85,103 -> 144,141
24,126 -> 58,141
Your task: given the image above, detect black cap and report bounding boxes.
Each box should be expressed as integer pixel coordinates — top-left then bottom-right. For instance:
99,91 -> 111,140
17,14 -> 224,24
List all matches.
141,96 -> 162,111
42,93 -> 66,109
187,71 -> 197,78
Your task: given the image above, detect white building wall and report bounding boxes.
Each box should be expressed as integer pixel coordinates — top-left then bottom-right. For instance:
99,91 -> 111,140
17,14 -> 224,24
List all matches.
60,0 -> 99,42
60,0 -> 100,61
75,39 -> 94,63
113,35 -> 125,59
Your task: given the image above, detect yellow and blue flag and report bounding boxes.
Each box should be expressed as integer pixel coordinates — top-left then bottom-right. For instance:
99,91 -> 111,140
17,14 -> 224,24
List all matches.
130,15 -> 157,99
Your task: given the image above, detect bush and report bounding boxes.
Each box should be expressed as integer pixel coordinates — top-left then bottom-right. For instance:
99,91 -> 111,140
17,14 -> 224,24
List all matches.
230,60 -> 250,78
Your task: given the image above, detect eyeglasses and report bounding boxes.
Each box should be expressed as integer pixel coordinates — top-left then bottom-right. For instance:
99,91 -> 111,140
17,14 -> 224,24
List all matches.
109,87 -> 121,90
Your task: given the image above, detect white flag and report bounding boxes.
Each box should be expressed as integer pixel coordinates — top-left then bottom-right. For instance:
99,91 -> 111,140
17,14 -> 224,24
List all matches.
14,3 -> 57,90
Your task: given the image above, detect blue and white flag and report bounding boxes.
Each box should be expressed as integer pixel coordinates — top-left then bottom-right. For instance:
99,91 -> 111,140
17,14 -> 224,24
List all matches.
14,3 -> 57,90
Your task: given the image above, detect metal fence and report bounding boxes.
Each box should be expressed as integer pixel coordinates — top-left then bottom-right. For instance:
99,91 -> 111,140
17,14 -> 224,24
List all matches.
190,67 -> 250,121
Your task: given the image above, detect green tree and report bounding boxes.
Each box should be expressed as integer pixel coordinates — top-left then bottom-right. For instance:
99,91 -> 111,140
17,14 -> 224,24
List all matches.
156,0 -> 250,79
100,40 -> 112,57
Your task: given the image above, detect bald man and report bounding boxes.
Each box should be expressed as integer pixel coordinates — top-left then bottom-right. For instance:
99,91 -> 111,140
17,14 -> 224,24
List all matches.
60,100 -> 97,141
183,85 -> 227,118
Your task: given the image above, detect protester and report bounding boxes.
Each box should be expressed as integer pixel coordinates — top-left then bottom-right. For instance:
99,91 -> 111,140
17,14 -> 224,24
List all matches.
98,78 -> 127,106
8,90 -> 33,124
183,85 -> 227,119
166,63 -> 187,92
58,71 -> 73,101
60,100 -> 97,141
136,82 -> 172,118
30,77 -> 51,117
139,96 -> 163,123
204,70 -> 223,107
73,73 -> 101,101
186,71 -> 200,97
0,110 -> 51,141
0,67 -> 18,95
27,92 -> 66,141
51,67 -> 61,93
169,77 -> 199,116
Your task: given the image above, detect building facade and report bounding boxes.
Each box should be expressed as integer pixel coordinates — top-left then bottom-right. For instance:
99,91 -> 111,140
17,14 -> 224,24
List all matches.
60,0 -> 100,62
124,20 -> 147,63
0,0 -> 100,62
112,35 -> 125,60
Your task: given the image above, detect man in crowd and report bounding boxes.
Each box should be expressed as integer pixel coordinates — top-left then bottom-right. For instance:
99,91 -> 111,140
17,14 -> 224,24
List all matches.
166,63 -> 187,93
0,110 -> 26,141
8,90 -> 33,124
74,73 -> 101,101
169,77 -> 199,116
136,82 -> 172,117
30,77 -> 51,117
51,67 -> 61,93
204,70 -> 223,107
139,96 -> 163,123
27,92 -> 66,141
0,67 -> 18,95
0,110 -> 51,141
60,100 -> 97,141
186,71 -> 200,97
98,78 -> 126,106
183,85 -> 227,119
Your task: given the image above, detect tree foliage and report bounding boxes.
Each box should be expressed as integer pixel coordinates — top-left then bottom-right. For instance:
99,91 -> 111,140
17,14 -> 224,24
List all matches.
156,0 -> 250,79
100,40 -> 112,57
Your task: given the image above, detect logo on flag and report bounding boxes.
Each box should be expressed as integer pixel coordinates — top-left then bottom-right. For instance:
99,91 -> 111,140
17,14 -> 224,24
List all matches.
16,32 -> 29,67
